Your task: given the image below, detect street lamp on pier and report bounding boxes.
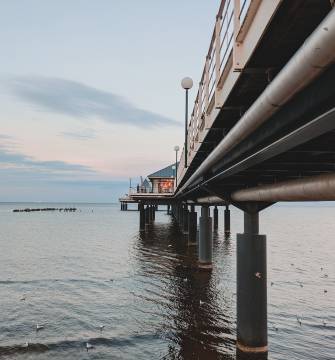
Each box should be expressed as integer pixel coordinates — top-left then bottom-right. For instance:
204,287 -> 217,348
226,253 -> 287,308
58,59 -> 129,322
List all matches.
174,145 -> 180,188
181,77 -> 193,168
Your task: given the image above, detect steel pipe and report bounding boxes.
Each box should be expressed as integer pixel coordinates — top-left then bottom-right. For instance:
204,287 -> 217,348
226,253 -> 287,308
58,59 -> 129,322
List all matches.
231,173 -> 335,202
195,195 -> 225,204
178,8 -> 335,194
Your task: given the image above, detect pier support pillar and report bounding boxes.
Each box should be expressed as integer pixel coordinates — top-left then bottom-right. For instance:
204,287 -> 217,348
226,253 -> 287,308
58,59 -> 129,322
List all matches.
152,205 -> 155,221
183,205 -> 189,234
167,204 -> 170,215
213,206 -> 218,229
224,205 -> 231,233
139,204 -> 145,231
237,211 -> 267,354
145,206 -> 150,226
188,205 -> 197,245
178,204 -> 183,228
198,206 -> 213,270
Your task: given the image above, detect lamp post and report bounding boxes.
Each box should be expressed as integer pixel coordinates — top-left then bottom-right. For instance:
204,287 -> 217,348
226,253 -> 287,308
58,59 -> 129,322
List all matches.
181,77 -> 193,168
174,145 -> 180,188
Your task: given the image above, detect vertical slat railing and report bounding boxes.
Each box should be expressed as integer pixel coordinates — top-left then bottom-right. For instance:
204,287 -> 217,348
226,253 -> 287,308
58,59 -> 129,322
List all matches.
176,0 -> 256,188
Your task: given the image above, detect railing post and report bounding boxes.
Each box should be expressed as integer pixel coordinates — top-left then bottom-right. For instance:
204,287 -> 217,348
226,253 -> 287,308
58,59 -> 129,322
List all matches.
198,82 -> 203,129
204,56 -> 210,113
215,14 -> 222,108
233,0 -> 243,71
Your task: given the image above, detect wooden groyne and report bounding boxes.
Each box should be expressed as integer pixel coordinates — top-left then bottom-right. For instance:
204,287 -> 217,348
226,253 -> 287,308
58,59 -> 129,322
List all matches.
12,208 -> 77,213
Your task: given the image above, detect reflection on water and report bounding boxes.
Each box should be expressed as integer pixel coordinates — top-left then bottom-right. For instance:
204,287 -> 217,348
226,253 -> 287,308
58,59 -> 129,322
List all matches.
134,222 -> 235,359
0,203 -> 334,359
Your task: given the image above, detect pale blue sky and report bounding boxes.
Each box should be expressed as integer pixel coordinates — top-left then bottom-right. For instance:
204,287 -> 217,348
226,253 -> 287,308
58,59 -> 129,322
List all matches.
0,0 -> 219,202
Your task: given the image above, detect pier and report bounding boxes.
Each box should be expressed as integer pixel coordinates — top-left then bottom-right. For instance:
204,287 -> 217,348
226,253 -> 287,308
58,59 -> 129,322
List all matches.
120,0 -> 335,356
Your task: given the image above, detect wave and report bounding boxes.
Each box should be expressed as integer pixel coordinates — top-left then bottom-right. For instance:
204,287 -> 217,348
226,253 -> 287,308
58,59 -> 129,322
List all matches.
0,333 -> 160,356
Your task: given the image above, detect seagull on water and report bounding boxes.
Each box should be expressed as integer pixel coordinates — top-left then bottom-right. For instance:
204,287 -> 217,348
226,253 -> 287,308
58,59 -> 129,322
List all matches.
296,315 -> 302,326
99,325 -> 105,332
36,324 -> 45,331
199,300 -> 204,306
324,289 -> 328,294
20,295 -> 26,301
86,342 -> 94,351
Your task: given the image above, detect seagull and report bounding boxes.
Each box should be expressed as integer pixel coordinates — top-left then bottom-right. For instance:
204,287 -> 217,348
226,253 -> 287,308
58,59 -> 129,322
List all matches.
323,320 -> 327,327
20,295 -> 26,301
271,282 -> 274,286
324,289 -> 328,294
183,278 -> 188,283
99,325 -> 105,332
296,315 -> 302,326
86,342 -> 94,352
255,272 -> 262,279
199,300 -> 204,306
36,324 -> 44,331
168,245 -> 172,248
273,325 -> 278,332
23,342 -> 29,348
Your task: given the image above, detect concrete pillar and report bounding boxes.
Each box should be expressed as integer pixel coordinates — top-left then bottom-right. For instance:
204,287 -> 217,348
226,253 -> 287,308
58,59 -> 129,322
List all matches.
183,205 -> 189,234
145,206 -> 150,226
121,202 -> 123,211
198,205 -> 213,270
225,204 -> 231,233
188,205 -> 197,245
167,204 -> 170,215
139,204 -> 145,231
149,206 -> 154,222
178,204 -> 183,228
213,206 -> 218,229
125,203 -> 128,211
152,205 -> 155,221
237,211 -> 267,354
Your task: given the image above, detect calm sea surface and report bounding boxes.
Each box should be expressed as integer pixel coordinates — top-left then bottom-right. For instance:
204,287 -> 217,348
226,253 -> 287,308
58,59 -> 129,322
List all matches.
0,203 -> 334,359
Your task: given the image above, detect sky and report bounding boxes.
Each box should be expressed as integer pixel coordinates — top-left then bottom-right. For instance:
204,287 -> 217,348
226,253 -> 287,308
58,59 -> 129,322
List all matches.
0,0 -> 220,202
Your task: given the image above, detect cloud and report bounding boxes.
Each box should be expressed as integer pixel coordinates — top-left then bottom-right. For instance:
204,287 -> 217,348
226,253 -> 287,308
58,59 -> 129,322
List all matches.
0,134 -> 130,202
7,76 -> 181,128
0,139 -> 94,178
60,128 -> 97,141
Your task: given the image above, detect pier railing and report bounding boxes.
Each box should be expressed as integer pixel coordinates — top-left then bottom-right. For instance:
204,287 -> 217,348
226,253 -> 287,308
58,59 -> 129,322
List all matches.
177,0 -> 281,187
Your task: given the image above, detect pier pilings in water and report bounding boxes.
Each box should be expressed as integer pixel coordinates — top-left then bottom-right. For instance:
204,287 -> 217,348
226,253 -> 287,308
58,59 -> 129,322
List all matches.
237,209 -> 267,354
183,205 -> 189,234
188,205 -> 197,246
139,203 -> 145,231
213,206 -> 218,229
198,205 -> 213,270
225,204 -> 231,233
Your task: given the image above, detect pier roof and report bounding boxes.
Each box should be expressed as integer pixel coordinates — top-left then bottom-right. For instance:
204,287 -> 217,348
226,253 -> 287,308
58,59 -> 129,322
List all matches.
147,163 -> 178,179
